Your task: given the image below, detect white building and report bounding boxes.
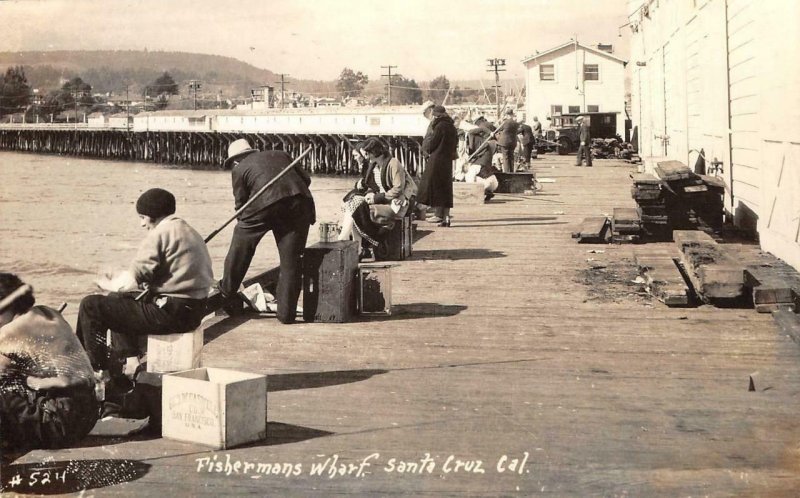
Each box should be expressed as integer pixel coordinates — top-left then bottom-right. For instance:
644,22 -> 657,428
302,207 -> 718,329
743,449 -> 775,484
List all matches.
522,41 -> 627,136
628,0 -> 800,270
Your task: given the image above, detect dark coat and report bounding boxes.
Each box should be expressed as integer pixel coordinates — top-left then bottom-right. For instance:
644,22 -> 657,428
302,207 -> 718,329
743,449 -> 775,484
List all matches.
418,114 -> 458,208
518,123 -> 534,145
232,150 -> 316,224
496,118 -> 519,148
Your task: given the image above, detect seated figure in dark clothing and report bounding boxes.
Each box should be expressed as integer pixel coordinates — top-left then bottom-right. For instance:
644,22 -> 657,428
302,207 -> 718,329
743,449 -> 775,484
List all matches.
0,274 -> 98,452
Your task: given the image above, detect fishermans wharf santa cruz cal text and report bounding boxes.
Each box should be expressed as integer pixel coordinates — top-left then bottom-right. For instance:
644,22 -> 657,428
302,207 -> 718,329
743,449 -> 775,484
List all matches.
194,451 -> 531,479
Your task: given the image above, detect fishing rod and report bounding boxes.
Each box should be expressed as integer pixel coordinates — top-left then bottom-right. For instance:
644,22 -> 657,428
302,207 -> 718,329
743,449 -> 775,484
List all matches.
135,147 -> 312,302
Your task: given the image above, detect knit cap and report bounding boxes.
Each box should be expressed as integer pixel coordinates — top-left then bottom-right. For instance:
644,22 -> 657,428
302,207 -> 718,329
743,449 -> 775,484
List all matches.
136,188 -> 176,219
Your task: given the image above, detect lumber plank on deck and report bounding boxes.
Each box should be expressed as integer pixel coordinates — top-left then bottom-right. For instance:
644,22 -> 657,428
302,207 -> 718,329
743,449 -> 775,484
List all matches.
674,230 -> 744,302
634,248 -> 690,306
576,216 -> 610,243
744,266 -> 797,313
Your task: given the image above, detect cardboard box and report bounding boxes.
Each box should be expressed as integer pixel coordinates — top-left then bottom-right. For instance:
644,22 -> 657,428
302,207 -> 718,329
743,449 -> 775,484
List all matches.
162,368 -> 267,449
359,263 -> 394,315
495,172 -> 534,193
146,327 -> 204,373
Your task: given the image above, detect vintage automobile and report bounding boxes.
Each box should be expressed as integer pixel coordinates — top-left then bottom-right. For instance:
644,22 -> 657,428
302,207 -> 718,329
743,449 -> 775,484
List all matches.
543,112 -> 620,155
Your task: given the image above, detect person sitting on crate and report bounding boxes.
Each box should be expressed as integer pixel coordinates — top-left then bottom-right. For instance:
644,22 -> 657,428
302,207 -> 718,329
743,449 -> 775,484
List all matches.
76,188 -> 214,416
338,138 -> 417,260
1,274 -> 99,453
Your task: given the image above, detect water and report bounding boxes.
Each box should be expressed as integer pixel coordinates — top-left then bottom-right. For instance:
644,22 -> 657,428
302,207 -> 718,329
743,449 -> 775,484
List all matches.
0,151 -> 352,327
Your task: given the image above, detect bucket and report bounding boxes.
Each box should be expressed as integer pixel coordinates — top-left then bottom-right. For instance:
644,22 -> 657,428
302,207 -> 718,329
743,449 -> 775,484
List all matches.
319,222 -> 341,243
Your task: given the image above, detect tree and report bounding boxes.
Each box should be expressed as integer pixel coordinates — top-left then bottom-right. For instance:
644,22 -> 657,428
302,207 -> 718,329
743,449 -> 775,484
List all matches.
336,68 -> 368,98
390,74 -> 422,105
144,72 -> 178,98
426,75 -> 450,104
0,66 -> 32,117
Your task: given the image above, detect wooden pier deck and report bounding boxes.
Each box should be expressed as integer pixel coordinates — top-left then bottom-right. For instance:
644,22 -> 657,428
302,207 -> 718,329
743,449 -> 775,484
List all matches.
5,155 -> 800,496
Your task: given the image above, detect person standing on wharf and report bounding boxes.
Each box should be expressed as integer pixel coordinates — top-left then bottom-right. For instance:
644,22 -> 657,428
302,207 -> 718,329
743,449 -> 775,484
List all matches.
220,139 -> 316,323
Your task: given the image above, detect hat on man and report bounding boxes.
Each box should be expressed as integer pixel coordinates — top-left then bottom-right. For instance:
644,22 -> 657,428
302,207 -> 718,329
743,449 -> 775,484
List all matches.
223,138 -> 256,169
505,108 -> 515,116
474,115 -> 486,124
136,188 -> 176,219
575,115 -> 584,122
432,105 -> 447,116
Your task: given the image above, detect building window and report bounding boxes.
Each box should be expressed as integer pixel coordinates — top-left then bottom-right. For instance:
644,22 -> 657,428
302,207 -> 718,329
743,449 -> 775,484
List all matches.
583,64 -> 599,81
568,106 -> 581,114
587,105 -> 599,112
540,64 -> 555,81
551,105 -> 562,116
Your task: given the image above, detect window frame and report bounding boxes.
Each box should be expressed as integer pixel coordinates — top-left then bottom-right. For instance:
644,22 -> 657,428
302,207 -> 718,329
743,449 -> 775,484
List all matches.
583,63 -> 600,82
539,64 -> 555,82
568,105 -> 581,114
587,105 -> 600,112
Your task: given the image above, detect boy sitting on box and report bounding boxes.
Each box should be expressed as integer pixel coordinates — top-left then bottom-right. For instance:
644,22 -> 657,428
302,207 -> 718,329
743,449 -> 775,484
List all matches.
76,188 -> 214,414
0,274 -> 99,452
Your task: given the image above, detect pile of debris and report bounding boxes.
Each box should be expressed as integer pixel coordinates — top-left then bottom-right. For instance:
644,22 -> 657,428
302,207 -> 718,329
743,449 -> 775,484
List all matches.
590,138 -> 641,163
575,160 -> 726,244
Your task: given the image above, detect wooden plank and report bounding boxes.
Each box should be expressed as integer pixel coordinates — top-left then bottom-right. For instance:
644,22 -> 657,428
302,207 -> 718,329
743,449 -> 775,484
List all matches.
634,250 -> 690,306
631,173 -> 662,185
577,216 -> 609,242
674,230 -> 744,302
655,160 -> 694,181
744,266 -> 797,313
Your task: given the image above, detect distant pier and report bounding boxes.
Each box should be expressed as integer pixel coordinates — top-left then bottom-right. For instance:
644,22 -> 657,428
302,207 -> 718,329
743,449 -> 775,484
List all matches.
0,108 -> 430,174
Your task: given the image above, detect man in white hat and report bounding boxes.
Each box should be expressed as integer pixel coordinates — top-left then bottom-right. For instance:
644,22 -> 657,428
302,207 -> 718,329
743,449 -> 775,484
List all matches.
220,139 -> 316,323
575,116 -> 592,167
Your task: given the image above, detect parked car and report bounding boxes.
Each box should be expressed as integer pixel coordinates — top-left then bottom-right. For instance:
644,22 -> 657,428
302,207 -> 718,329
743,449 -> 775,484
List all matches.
545,112 -> 621,155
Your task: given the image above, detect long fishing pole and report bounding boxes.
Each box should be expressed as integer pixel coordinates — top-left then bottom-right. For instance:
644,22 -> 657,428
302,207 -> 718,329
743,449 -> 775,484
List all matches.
135,147 -> 312,302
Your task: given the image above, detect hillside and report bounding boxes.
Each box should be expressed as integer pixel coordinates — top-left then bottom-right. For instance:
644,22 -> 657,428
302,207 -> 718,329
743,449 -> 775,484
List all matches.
0,50 -> 335,99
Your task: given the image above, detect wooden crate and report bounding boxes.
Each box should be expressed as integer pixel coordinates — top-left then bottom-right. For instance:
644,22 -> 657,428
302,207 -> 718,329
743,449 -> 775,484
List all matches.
495,172 -> 533,193
146,327 -> 204,373
302,240 -> 359,323
162,367 -> 267,449
453,181 -> 485,205
359,263 -> 394,315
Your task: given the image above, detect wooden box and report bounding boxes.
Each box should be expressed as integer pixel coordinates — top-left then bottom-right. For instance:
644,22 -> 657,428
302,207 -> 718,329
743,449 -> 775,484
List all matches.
146,326 -> 204,373
453,181 -> 485,204
359,263 -> 394,315
376,216 -> 413,262
495,172 -> 534,193
162,368 -> 267,449
302,240 -> 359,323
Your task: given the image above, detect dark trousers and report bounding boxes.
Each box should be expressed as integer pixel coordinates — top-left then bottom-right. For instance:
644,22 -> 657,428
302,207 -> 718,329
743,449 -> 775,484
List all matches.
576,143 -> 593,166
522,143 -> 533,165
0,385 -> 98,451
221,195 -> 313,324
499,145 -> 515,173
76,292 -> 206,374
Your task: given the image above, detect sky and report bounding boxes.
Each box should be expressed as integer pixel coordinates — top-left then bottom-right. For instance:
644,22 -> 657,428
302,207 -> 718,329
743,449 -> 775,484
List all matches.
2,0 -> 631,82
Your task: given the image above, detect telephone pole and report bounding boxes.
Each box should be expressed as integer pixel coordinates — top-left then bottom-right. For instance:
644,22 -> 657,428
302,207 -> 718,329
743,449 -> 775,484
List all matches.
188,80 -> 201,111
381,65 -> 397,106
487,58 -> 506,119
275,74 -> 289,109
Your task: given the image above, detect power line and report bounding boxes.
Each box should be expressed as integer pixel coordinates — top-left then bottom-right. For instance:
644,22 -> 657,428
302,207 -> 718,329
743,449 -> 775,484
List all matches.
274,74 -> 289,109
381,65 -> 397,106
487,58 -> 506,120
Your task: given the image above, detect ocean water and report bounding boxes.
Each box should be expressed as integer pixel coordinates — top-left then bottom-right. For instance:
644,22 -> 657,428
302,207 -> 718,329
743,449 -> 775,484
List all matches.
0,151 -> 352,327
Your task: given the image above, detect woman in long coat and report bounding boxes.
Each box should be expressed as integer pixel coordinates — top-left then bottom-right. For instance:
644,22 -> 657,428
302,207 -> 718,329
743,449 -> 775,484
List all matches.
417,105 -> 458,227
